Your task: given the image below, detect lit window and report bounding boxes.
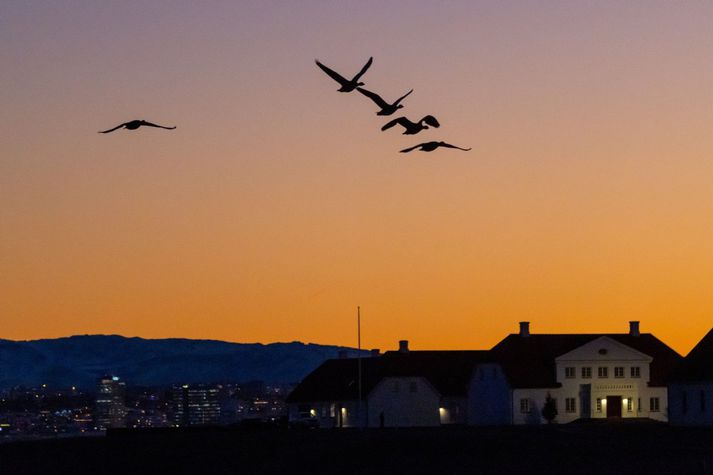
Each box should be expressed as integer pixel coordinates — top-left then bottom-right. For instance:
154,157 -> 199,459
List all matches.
581,367 -> 592,379
650,397 -> 660,412
614,367 -> 624,378
596,398 -> 602,412
565,398 -> 576,413
565,367 -> 575,379
626,398 -> 632,412
598,367 -> 608,378
630,367 -> 640,378
520,399 -> 530,413
409,381 -> 418,393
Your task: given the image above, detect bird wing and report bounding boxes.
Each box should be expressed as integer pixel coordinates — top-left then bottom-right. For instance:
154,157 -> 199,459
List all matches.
357,87 -> 389,108
399,143 -> 424,153
422,115 -> 440,128
381,116 -> 410,131
439,142 -> 471,151
98,123 -> 127,134
352,57 -> 373,81
393,89 -> 414,106
140,121 -> 176,130
315,59 -> 348,86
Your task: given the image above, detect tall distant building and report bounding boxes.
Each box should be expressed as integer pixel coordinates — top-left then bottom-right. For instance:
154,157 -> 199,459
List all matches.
172,384 -> 221,426
95,375 -> 127,429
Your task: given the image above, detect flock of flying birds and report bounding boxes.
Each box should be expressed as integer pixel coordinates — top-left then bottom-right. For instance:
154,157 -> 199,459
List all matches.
98,56 -> 470,155
315,56 -> 471,154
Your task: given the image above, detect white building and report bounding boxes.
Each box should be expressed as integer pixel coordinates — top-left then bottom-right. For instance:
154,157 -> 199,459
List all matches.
469,321 -> 680,425
288,321 -> 682,427
668,327 -> 713,426
286,342 -> 488,428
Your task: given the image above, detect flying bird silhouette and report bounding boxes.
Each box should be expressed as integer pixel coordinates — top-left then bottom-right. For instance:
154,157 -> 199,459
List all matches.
400,141 -> 471,153
315,57 -> 373,92
381,115 -> 440,135
98,120 -> 176,134
357,87 -> 413,115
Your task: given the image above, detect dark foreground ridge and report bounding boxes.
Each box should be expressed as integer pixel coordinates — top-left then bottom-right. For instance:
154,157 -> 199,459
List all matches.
2,423 -> 712,475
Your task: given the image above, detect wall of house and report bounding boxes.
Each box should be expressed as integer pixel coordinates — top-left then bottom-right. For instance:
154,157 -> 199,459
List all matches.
511,388 -> 553,425
669,383 -> 713,426
439,397 -> 467,425
288,400 -> 363,428
554,336 -> 667,422
468,363 -> 512,425
367,377 -> 440,427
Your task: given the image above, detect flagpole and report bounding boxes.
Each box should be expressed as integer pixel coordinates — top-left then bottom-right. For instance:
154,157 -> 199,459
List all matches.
357,306 -> 362,428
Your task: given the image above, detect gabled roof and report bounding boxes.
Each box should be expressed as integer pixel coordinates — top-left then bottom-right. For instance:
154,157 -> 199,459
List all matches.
287,331 -> 683,403
286,351 -> 491,403
491,333 -> 681,388
379,351 -> 492,397
285,357 -> 379,403
669,327 -> 713,383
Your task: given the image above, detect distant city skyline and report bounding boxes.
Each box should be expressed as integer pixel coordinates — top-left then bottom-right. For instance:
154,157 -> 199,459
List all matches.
3,1 -> 713,356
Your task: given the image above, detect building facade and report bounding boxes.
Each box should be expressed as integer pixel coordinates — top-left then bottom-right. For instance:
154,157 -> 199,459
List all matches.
286,344 -> 486,428
172,384 -> 221,426
95,375 -> 127,429
668,328 -> 713,426
470,321 -> 678,425
289,321 -> 682,427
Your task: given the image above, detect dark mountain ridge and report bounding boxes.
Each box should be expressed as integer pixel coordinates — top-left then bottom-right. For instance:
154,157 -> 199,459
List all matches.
0,335 -> 362,390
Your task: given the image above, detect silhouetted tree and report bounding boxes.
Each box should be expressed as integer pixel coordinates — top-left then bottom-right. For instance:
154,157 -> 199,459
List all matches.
542,393 -> 558,424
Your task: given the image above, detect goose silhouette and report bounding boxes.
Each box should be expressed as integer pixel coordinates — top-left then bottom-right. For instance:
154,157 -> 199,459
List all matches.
99,120 -> 176,134
400,141 -> 471,153
315,57 -> 373,92
357,87 -> 413,116
381,115 -> 440,135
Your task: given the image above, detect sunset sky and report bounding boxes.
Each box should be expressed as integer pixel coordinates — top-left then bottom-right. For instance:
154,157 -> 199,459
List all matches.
2,1 -> 712,355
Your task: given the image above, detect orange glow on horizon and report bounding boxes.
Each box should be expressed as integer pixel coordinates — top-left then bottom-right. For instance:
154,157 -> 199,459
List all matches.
1,2 -> 712,357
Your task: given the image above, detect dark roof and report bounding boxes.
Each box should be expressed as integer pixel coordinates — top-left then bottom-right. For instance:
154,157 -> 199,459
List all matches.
286,351 -> 491,403
287,333 -> 683,403
285,357 -> 381,404
491,333 -> 682,388
379,351 -> 492,397
669,327 -> 713,383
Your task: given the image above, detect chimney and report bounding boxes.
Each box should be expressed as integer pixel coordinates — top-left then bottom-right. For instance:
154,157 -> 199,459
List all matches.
371,348 -> 381,357
398,340 -> 409,353
629,321 -> 640,337
338,350 -> 348,359
519,321 -> 530,337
